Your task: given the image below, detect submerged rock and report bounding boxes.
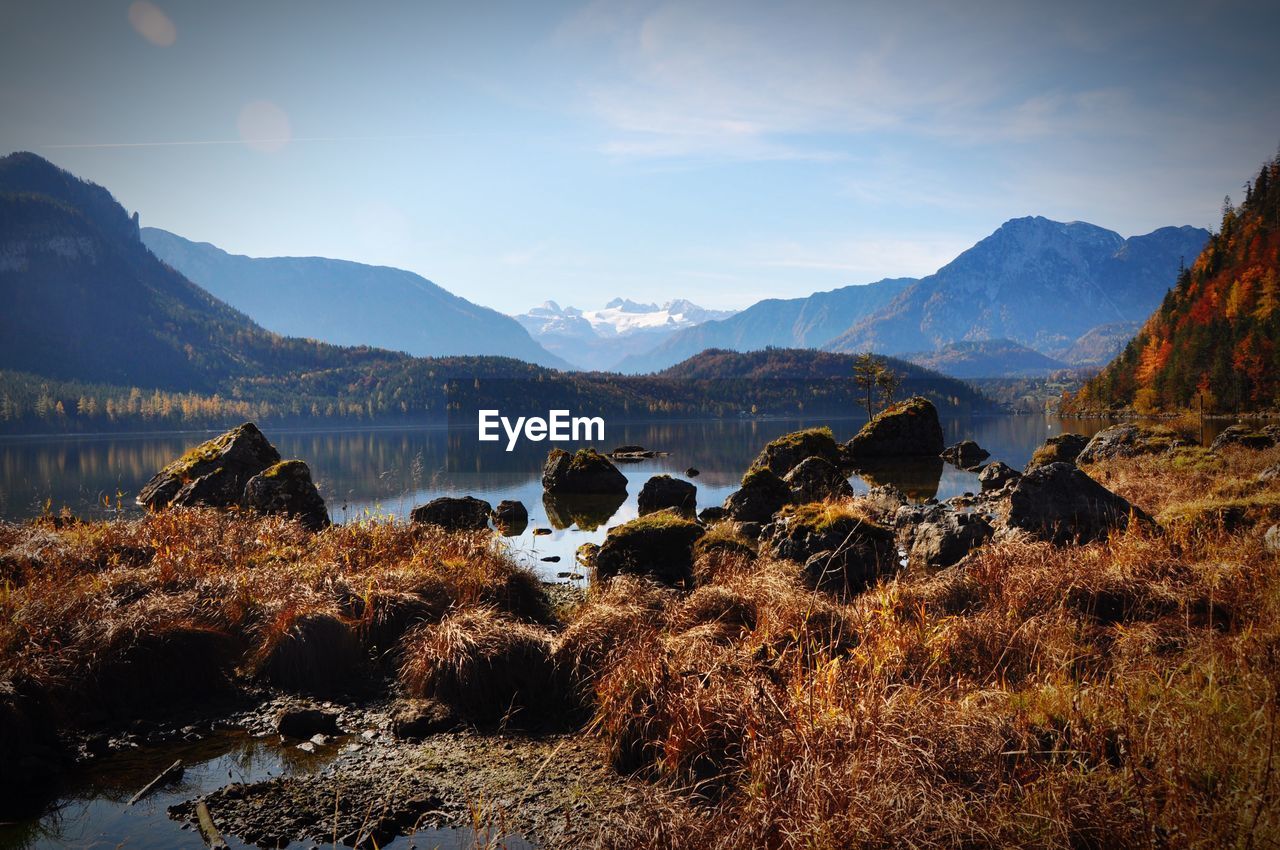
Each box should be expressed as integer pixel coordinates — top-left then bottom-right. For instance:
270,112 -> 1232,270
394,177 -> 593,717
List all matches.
940,440 -> 990,470
998,462 -> 1151,545
410,496 -> 492,531
1076,424 -> 1192,464
748,427 -> 840,477
765,503 -> 897,594
783,456 -> 854,503
137,422 -> 281,511
723,467 -> 792,523
637,475 -> 697,517
242,460 -> 330,531
1024,433 -> 1089,471
595,511 -> 706,586
492,500 -> 528,535
844,396 -> 945,458
542,448 -> 628,495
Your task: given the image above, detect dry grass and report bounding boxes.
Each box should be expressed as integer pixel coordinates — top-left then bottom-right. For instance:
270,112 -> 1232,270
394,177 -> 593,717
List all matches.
0,510 -> 551,722
574,447 -> 1280,848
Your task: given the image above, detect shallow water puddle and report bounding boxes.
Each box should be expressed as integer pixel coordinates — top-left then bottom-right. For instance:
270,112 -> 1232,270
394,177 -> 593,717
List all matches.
0,732 -> 532,850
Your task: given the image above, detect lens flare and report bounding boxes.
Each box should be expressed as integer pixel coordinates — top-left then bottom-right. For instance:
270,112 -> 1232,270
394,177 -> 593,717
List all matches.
127,1 -> 176,47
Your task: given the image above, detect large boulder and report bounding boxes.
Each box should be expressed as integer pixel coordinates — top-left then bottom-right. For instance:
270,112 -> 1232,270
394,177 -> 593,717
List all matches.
1025,434 -> 1089,471
748,428 -> 840,477
1210,424 -> 1280,452
541,448 -> 628,495
242,461 -> 330,531
784,457 -> 854,503
1076,424 -> 1192,464
138,422 -> 281,510
896,503 -> 993,569
844,396 -> 945,459
764,503 -> 898,594
723,467 -> 792,523
595,512 -> 706,586
410,496 -> 493,531
637,475 -> 697,517
978,461 -> 1021,493
940,440 -> 989,470
998,462 -> 1151,545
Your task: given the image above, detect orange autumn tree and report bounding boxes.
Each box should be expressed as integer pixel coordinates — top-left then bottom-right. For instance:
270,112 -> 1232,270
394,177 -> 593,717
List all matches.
1067,151 -> 1280,413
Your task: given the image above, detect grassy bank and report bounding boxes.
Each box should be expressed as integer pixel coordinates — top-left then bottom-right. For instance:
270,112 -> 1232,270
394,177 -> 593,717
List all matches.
2,445 -> 1278,847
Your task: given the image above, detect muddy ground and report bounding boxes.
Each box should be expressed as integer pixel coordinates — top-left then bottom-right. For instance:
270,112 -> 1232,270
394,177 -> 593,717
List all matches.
165,697 -> 640,849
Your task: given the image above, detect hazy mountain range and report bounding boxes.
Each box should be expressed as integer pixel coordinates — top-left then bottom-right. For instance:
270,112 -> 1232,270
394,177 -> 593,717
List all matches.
515,298 -> 737,370
141,228 -> 570,369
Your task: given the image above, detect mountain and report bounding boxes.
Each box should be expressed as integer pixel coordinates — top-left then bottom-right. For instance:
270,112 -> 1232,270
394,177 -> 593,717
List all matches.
0,152 -> 402,392
141,227 -> 568,369
904,340 -> 1069,379
614,278 -> 916,373
514,298 -> 736,370
1052,321 -> 1141,366
1068,154 -> 1280,413
825,218 -> 1209,357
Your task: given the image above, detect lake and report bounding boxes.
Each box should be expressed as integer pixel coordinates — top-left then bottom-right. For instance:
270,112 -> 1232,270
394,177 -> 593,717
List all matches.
0,412 -> 1177,581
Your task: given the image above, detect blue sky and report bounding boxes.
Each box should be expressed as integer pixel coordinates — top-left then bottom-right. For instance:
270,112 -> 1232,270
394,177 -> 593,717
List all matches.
2,0 -> 1278,313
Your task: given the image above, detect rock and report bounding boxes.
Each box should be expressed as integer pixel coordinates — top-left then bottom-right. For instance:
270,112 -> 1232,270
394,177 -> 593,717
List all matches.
611,445 -> 654,457
998,462 -> 1152,545
685,467 -> 700,477
138,422 -> 281,511
541,556 -> 561,563
390,699 -> 458,739
1210,424 -> 1279,452
491,500 -> 528,535
765,503 -> 897,594
276,707 -> 340,740
542,448 -> 628,495
1259,464 -> 1280,484
1024,434 -> 1089,471
748,427 -> 841,477
723,467 -> 792,523
1266,524 -> 1280,554
595,512 -> 706,586
859,484 -> 910,522
575,543 -> 599,568
736,521 -> 763,540
844,396 -> 945,458
1076,424 -> 1193,464
698,506 -> 729,524
940,440 -> 990,470
242,460 -> 330,531
896,503 -> 993,569
409,496 -> 493,531
783,457 -> 854,503
978,461 -> 1021,492
637,475 -> 697,517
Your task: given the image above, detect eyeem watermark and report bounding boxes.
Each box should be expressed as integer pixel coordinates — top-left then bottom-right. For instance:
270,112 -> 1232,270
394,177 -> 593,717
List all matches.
478,409 -> 604,451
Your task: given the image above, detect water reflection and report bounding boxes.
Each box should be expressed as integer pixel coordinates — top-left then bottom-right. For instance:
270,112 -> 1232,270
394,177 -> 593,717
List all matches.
0,414 -> 1231,579
543,492 -> 628,531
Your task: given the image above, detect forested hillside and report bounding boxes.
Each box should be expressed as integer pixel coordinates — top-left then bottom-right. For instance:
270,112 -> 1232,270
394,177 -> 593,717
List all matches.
1068,153 -> 1280,413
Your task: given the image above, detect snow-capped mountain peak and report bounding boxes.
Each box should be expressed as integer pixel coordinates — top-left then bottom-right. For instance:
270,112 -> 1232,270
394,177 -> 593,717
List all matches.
515,298 -> 736,340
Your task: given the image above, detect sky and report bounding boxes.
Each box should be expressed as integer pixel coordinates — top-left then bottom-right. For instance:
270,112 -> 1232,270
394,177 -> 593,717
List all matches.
2,0 -> 1278,314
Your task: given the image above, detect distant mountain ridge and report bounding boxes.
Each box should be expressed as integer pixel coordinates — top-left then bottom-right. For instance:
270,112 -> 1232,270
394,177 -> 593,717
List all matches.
825,217 -> 1209,357
615,278 -> 916,373
141,228 -> 569,369
904,340 -> 1069,379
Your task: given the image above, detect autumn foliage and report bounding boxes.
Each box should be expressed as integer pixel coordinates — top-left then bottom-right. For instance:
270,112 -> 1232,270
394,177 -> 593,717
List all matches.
1068,152 -> 1280,412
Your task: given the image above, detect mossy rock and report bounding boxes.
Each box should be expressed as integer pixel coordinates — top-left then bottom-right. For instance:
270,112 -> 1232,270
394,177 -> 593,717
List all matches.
724,467 -> 792,523
845,396 -> 944,458
748,427 -> 840,476
541,448 -> 628,495
138,422 -> 281,511
596,511 -> 706,586
766,502 -> 897,594
243,460 -> 330,531
1024,434 -> 1088,471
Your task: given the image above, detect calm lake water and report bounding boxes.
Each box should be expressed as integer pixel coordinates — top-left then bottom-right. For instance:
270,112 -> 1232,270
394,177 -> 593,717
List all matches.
0,413 -> 1163,581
